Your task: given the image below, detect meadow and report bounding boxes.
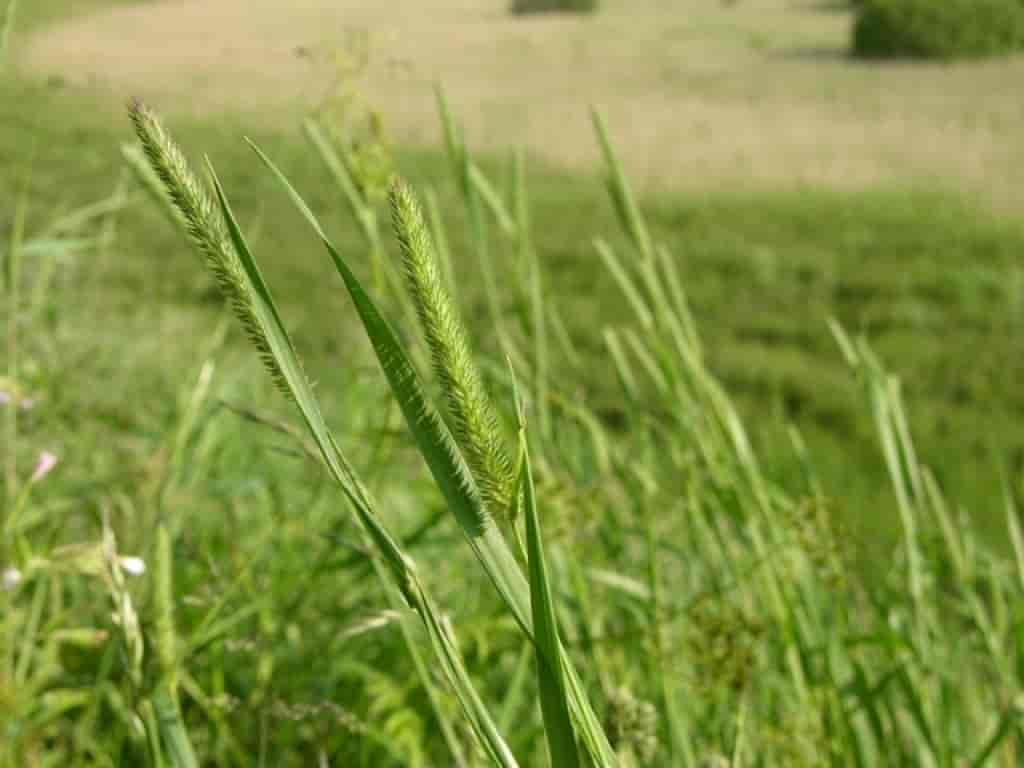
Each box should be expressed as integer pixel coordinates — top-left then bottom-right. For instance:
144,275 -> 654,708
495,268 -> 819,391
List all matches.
2,0 -> 1024,765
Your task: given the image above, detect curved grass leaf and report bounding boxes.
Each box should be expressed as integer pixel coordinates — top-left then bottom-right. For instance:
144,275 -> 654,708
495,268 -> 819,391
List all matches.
151,686 -> 199,768
206,165 -> 518,768
519,424 -> 580,768
248,142 -> 619,768
590,110 -> 653,262
129,101 -> 515,764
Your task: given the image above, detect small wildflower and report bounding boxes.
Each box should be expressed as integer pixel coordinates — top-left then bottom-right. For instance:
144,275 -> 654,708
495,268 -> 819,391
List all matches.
119,556 -> 147,576
2,567 -> 23,591
0,389 -> 37,410
30,451 -> 59,483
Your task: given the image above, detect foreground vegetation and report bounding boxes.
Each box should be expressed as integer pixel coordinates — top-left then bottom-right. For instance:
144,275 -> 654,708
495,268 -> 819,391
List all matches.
4,82 -> 1024,763
3,1 -> 1024,765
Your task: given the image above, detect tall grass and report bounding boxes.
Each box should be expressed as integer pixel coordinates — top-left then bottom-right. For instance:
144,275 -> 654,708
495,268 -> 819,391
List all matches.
2,87 -> 1023,765
129,99 -> 618,765
0,0 -> 17,67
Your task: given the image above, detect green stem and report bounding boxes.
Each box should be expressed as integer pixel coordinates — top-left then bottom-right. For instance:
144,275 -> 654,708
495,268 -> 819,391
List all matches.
4,193 -> 26,510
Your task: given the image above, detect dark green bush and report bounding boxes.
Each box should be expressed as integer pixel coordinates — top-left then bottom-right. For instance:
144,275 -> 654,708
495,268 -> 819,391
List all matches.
853,0 -> 1024,59
510,0 -> 598,15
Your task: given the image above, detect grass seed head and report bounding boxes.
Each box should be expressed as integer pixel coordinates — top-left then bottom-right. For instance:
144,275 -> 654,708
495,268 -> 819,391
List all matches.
128,100 -> 291,397
389,178 -> 514,518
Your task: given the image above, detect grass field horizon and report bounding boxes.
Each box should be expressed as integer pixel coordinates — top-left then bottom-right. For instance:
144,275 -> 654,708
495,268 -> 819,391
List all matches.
14,0 -> 1024,213
3,1 -> 1024,765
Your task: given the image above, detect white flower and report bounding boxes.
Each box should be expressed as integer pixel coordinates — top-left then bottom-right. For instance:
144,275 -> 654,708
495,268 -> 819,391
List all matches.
118,557 -> 147,576
0,391 -> 36,410
2,567 -> 23,591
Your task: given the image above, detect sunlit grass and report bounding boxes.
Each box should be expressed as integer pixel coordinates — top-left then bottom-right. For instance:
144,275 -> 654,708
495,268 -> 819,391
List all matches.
2,3 -> 1024,764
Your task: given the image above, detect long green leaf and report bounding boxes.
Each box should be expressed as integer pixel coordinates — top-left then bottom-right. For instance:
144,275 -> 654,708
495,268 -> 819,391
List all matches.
249,142 -> 619,767
519,420 -> 580,768
594,239 -> 653,329
590,110 -> 653,262
248,142 -> 527,613
513,150 -> 551,439
206,162 -> 518,768
151,686 -> 199,768
0,0 -> 17,67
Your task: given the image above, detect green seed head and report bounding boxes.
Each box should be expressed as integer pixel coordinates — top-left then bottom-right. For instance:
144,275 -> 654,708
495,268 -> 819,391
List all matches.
389,179 -> 514,518
128,100 -> 290,397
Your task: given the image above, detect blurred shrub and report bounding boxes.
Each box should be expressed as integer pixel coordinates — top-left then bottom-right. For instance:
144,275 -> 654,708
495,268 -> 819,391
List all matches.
510,0 -> 598,15
853,0 -> 1024,59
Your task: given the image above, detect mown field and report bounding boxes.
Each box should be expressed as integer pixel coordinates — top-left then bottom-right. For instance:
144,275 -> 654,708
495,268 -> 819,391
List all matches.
3,0 -> 1024,765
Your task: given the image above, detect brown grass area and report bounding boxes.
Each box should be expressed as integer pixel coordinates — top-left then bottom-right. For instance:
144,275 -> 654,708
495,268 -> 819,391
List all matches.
20,0 -> 1024,210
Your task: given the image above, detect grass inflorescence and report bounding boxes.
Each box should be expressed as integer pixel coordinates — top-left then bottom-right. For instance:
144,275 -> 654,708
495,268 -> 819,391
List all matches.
390,180 -> 515,519
128,101 -> 292,399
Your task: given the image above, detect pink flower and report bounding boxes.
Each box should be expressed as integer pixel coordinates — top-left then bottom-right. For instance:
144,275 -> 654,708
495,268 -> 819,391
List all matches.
30,451 -> 59,483
0,391 -> 10,406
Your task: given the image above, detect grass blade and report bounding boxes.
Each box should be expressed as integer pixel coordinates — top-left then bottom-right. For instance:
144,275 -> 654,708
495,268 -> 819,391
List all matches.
131,104 -> 518,766
594,239 -> 653,329
1003,473 -> 1024,590
149,521 -> 199,768
512,151 -> 551,438
211,159 -> 520,768
424,186 -> 456,294
518,409 -> 580,768
590,110 -> 653,261
470,163 -> 516,237
251,139 -> 529,616
249,142 -> 619,767
151,685 -> 199,768
0,0 -> 17,68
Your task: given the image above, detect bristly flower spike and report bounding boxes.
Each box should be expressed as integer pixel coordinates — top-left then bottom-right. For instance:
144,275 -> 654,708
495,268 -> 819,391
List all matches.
389,179 -> 514,517
128,100 -> 291,396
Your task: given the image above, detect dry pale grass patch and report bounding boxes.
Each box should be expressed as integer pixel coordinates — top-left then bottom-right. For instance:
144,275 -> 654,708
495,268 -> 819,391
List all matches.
19,0 -> 1024,209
